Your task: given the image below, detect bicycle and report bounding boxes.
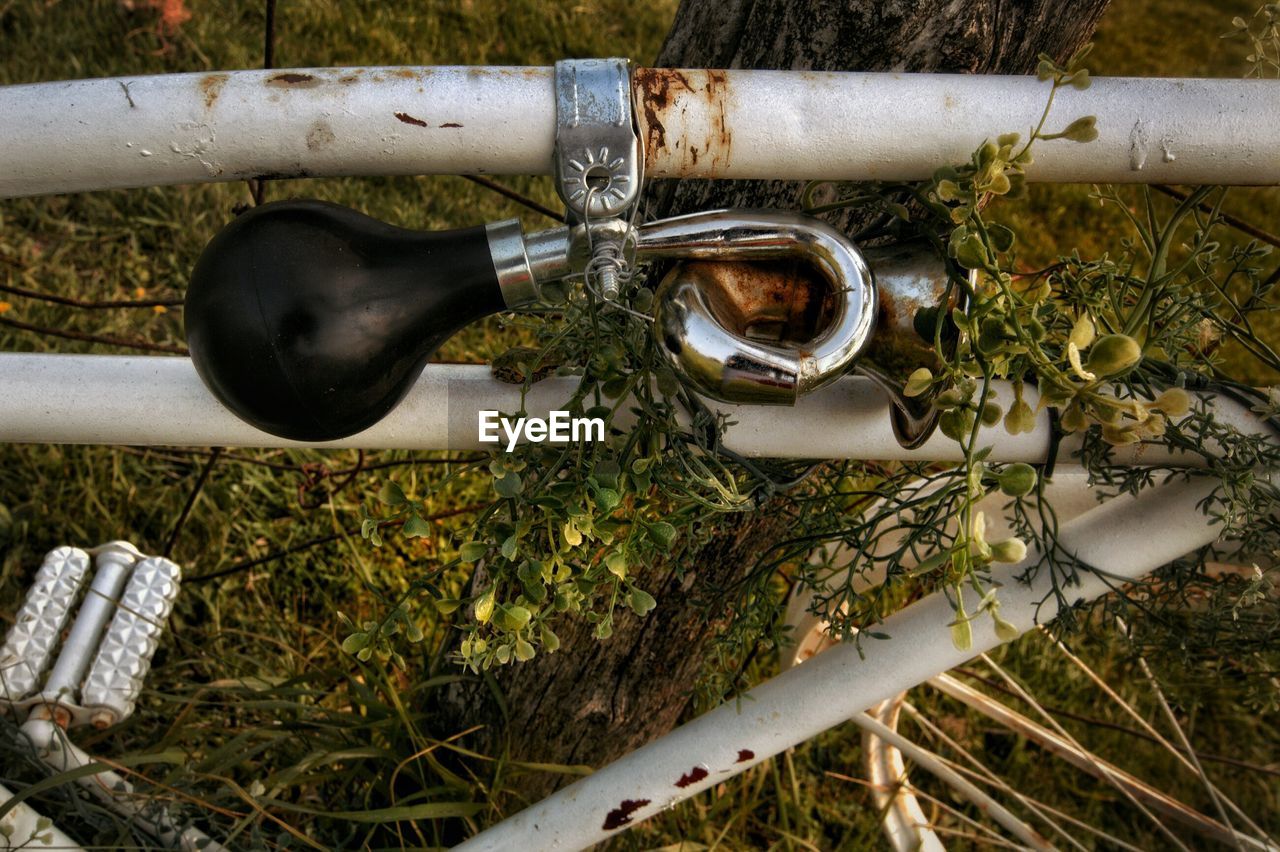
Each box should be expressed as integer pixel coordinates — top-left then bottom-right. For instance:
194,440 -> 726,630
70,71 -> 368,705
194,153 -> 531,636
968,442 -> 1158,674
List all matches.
0,36 -> 1277,852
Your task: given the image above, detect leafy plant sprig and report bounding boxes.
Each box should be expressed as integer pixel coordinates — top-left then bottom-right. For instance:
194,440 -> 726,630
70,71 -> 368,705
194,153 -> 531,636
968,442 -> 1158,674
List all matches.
793,44 -> 1279,663
350,40 -> 1279,702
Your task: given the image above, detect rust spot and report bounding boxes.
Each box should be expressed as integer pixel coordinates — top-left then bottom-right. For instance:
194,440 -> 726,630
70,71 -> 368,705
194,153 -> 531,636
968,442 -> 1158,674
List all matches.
602,799 -> 650,831
659,260 -> 833,345
485,67 -> 548,79
254,165 -> 315,180
393,68 -> 416,79
439,122 -> 463,128
736,749 -> 754,763
634,66 -> 732,177
268,72 -> 319,88
395,112 -> 429,127
634,67 -> 695,167
199,73 -> 228,109
338,74 -> 360,84
861,241 -> 959,389
674,766 -> 709,788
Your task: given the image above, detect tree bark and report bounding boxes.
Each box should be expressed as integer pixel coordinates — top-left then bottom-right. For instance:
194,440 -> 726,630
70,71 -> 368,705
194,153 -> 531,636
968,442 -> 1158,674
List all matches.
444,0 -> 1110,804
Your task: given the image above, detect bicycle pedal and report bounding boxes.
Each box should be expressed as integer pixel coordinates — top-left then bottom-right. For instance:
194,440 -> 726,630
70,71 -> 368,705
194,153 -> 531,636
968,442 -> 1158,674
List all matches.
0,547 -> 92,705
0,542 -> 181,729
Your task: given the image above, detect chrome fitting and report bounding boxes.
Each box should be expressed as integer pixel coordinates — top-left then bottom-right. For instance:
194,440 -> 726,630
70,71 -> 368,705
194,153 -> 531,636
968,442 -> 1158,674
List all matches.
486,218 -> 539,308
855,241 -> 972,449
553,59 -> 644,304
513,209 -> 960,444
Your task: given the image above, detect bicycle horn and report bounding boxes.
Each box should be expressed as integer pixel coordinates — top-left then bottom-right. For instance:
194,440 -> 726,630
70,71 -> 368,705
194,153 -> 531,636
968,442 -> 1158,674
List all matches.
185,57 -> 646,442
182,204 -> 880,441
641,210 -> 877,405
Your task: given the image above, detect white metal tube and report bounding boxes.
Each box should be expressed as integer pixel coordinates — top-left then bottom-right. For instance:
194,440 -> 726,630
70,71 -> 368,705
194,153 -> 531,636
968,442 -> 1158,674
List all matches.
458,474 -> 1240,850
21,718 -> 228,852
0,780 -> 84,850
637,70 -> 1280,185
0,67 -> 555,199
0,354 -> 1259,464
3,69 -> 1280,198
863,698 -> 945,852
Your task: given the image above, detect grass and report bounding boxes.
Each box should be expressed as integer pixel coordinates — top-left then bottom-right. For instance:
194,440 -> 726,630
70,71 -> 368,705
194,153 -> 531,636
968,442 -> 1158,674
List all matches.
0,0 -> 1276,849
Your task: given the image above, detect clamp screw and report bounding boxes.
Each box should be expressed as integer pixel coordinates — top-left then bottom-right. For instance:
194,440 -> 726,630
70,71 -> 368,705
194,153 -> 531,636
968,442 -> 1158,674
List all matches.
599,265 -> 620,301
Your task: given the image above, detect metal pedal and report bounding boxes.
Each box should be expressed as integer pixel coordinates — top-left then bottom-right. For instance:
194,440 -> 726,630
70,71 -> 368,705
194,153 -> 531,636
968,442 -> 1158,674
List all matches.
81,555 -> 181,728
0,542 -> 181,728
0,547 -> 91,704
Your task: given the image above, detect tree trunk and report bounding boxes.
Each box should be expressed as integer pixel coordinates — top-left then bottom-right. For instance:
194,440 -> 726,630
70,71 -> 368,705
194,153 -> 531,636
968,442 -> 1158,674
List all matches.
444,0 -> 1110,803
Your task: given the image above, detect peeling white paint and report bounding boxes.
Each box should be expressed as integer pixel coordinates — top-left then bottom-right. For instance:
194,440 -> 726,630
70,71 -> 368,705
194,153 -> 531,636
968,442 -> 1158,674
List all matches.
1128,117 -> 1149,171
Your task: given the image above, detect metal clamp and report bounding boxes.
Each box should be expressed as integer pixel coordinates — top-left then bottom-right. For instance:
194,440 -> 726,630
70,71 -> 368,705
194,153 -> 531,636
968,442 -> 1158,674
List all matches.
553,59 -> 644,302
553,58 -> 643,223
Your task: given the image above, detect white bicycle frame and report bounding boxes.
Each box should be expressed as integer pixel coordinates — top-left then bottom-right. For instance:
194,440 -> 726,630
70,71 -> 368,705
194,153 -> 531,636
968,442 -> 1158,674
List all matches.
0,66 -> 1277,850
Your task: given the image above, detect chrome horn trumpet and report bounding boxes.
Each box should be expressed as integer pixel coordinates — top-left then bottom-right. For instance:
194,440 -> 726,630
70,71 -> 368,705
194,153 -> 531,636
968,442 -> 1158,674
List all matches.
641,210 -> 877,405
520,208 -> 884,405
645,221 -> 966,448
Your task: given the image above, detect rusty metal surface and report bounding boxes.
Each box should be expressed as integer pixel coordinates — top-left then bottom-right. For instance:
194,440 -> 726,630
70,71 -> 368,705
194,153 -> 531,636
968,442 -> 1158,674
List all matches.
0,66 -> 557,198
633,67 -> 733,178
6,66 -> 1280,197
668,259 -> 832,343
632,67 -> 1280,185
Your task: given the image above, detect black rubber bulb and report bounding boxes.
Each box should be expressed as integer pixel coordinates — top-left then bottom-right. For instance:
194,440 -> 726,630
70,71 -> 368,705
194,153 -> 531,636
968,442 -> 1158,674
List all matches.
184,199 -> 504,441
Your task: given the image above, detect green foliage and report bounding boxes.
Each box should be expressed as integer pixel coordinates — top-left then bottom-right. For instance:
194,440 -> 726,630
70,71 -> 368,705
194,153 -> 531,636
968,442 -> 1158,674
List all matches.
347,14 -> 1279,731
1224,3 -> 1280,76
788,44 -> 1280,674
359,257 -> 794,670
